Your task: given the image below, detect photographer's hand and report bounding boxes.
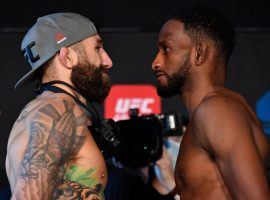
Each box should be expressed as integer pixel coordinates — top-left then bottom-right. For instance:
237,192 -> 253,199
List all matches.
152,146 -> 176,195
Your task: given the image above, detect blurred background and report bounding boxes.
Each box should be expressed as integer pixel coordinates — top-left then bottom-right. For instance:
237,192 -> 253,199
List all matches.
0,0 -> 270,190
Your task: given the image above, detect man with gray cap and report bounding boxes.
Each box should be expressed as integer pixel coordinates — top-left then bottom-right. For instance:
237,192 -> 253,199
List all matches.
6,12 -> 113,199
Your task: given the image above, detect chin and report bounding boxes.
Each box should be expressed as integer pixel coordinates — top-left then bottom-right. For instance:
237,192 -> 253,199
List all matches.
157,81 -> 169,90
157,75 -> 168,84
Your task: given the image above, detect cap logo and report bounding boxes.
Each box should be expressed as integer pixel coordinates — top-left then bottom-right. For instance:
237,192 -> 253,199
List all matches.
55,32 -> 67,44
21,41 -> 40,64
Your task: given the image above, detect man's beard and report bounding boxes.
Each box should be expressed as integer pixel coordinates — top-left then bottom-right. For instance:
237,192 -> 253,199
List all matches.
71,63 -> 111,103
156,55 -> 191,98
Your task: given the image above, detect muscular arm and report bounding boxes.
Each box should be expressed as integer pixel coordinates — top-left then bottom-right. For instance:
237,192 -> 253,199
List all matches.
12,99 -> 102,199
195,96 -> 270,200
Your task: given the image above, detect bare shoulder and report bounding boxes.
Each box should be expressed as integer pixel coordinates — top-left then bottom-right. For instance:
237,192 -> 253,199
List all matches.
36,94 -> 87,117
194,90 -> 253,125
15,94 -> 89,127
192,90 -> 259,149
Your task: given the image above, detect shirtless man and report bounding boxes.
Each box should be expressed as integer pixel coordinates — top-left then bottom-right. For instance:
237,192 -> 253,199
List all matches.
152,5 -> 270,199
6,12 -> 113,199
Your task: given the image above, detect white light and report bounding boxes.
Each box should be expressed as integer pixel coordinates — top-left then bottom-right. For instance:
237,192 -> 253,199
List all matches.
169,115 -> 176,129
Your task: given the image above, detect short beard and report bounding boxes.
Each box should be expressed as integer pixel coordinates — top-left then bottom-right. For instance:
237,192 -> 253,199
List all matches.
157,55 -> 191,98
71,63 -> 111,103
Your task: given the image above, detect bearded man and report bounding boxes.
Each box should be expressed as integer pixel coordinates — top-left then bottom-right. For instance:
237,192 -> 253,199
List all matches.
6,12 -> 113,200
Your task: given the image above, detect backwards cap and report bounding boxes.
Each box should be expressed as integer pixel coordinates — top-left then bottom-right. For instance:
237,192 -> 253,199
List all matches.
15,12 -> 97,89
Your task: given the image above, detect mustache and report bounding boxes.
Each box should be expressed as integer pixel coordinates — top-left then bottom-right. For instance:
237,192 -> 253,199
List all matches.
98,65 -> 109,74
155,70 -> 166,76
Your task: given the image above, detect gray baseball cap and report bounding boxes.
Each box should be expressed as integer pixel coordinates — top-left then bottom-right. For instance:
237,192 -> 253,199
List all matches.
15,12 -> 97,89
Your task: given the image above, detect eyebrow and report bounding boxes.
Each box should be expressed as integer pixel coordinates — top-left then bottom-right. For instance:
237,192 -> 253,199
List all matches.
157,40 -> 169,47
96,38 -> 104,46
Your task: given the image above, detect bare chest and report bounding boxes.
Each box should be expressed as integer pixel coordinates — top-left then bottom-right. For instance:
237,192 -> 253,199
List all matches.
175,129 -> 230,199
175,130 -> 209,188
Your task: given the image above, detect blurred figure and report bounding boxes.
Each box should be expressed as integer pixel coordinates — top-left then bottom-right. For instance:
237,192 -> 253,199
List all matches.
105,115 -> 189,200
256,90 -> 270,136
151,146 -> 178,198
105,146 -> 177,200
256,89 -> 270,179
152,5 -> 270,199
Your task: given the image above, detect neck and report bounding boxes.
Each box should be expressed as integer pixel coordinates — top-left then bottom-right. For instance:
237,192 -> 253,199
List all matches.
180,72 -> 225,115
42,79 -> 88,105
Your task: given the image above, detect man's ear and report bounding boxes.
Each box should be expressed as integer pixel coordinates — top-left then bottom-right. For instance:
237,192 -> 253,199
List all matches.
194,42 -> 208,66
58,47 -> 73,69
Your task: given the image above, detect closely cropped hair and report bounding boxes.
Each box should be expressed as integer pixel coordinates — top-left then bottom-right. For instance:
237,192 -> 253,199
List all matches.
171,5 -> 235,64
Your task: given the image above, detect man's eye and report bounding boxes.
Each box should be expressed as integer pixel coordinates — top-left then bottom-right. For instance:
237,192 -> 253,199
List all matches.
163,47 -> 170,53
95,46 -> 102,51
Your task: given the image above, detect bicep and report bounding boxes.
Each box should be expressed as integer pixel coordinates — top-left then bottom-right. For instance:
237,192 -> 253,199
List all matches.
13,121 -> 65,199
12,101 -> 87,199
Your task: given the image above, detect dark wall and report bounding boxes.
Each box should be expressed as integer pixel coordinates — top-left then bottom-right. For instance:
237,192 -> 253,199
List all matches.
1,30 -> 270,186
1,0 -> 270,29
227,31 -> 270,107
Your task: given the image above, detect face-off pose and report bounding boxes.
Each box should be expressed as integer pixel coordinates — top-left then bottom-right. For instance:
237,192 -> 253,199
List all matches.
152,5 -> 270,200
6,13 -> 113,199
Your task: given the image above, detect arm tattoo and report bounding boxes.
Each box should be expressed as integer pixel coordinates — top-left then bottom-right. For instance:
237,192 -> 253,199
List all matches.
16,100 -> 89,199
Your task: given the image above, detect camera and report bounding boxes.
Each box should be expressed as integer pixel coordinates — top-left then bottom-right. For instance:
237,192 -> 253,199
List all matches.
113,108 -> 184,168
89,118 -> 121,159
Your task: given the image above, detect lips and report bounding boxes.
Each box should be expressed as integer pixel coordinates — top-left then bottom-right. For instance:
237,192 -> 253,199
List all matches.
155,72 -> 166,78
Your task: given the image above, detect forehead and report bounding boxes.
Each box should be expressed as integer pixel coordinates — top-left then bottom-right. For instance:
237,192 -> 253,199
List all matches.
82,34 -> 102,46
158,20 -> 191,45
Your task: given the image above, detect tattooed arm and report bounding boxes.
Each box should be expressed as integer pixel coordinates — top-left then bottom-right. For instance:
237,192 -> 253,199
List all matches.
11,99 -> 102,200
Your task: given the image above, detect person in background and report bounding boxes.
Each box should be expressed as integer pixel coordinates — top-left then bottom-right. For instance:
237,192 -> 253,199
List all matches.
105,114 -> 189,200
256,90 -> 270,136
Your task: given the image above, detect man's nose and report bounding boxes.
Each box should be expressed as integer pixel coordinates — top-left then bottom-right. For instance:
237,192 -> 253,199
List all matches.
152,54 -> 162,71
102,50 -> 113,68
